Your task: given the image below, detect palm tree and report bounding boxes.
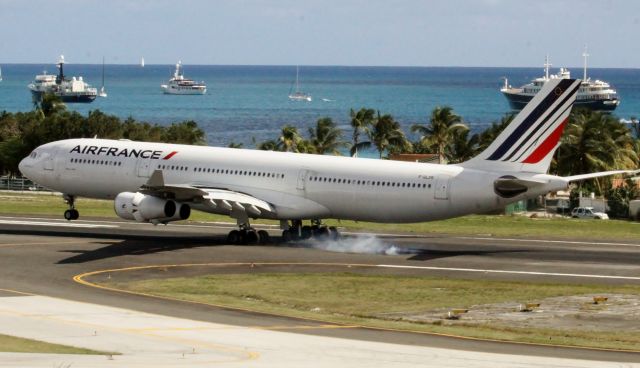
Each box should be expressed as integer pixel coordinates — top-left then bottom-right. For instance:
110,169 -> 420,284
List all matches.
448,128 -> 476,163
472,114 -> 514,154
368,112 -> 410,158
308,117 -> 346,155
296,139 -> 316,154
37,93 -> 65,117
349,108 -> 375,156
257,139 -> 280,151
411,106 -> 468,164
556,110 -> 638,194
276,125 -> 303,152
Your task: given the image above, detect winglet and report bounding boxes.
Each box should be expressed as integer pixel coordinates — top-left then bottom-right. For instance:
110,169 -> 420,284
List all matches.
145,169 -> 165,187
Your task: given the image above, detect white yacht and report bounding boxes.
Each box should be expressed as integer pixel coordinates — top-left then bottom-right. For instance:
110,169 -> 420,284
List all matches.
161,61 -> 206,95
501,52 -> 619,111
28,55 -> 97,103
288,65 -> 311,102
98,57 -> 107,98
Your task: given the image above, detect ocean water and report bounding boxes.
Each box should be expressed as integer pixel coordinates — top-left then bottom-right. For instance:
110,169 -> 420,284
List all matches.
0,64 -> 639,147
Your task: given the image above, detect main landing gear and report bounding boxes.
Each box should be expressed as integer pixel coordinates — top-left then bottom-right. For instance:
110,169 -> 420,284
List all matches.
226,222 -> 270,245
281,219 -> 340,242
63,194 -> 79,221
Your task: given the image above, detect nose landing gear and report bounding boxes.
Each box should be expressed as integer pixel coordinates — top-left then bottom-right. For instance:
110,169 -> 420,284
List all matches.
63,194 -> 79,221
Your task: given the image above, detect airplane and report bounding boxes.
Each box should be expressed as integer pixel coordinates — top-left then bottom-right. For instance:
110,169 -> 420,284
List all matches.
18,78 -> 636,244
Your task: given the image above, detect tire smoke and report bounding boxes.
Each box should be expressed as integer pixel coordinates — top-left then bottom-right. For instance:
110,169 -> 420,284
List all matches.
302,234 -> 409,255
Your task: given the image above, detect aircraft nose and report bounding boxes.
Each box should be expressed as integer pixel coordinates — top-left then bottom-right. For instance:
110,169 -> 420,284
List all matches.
18,157 -> 30,178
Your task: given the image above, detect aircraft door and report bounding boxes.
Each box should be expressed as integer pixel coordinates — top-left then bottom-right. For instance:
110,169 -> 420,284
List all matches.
296,169 -> 309,190
434,175 -> 451,200
136,158 -> 152,178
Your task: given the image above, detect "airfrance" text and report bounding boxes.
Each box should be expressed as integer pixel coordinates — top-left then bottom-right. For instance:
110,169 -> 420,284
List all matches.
69,145 -> 167,159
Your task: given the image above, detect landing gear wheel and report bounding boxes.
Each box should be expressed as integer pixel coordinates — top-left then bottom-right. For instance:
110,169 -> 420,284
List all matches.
227,230 -> 240,244
282,229 -> 293,243
64,209 -> 79,221
245,230 -> 259,245
315,226 -> 330,240
257,230 -> 270,244
301,225 -> 312,240
328,226 -> 340,241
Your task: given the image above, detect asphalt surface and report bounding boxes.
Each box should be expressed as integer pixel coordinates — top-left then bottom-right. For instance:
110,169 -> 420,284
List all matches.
1,214 -> 639,363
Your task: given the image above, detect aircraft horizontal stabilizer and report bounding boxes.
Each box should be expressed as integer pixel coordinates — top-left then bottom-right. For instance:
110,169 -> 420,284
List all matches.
563,169 -> 639,183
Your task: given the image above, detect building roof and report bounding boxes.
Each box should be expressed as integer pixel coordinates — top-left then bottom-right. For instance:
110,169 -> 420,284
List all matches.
388,153 -> 440,163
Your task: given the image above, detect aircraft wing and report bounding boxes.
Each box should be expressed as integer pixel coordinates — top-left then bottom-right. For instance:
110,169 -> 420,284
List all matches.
139,170 -> 276,219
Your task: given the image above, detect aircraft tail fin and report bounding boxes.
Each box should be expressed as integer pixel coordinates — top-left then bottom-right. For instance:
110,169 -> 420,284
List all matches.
461,78 -> 581,174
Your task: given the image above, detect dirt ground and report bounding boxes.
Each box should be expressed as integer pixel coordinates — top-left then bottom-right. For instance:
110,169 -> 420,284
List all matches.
381,294 -> 640,333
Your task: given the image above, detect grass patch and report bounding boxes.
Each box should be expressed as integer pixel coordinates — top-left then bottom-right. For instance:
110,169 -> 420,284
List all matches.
0,333 -> 115,355
105,273 -> 640,351
1,191 -> 639,240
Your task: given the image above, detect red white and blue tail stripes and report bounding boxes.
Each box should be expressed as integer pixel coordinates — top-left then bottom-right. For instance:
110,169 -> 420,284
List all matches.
462,78 -> 580,174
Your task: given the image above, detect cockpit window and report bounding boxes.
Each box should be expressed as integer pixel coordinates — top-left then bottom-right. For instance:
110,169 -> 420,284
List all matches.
30,151 -> 38,159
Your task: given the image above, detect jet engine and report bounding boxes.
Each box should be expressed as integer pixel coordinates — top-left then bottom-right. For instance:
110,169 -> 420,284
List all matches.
114,192 -> 190,224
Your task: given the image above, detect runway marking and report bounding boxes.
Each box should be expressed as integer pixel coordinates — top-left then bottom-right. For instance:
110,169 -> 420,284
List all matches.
73,261 -> 640,287
0,288 -> 35,296
458,236 -> 640,247
0,219 -> 117,228
4,215 -> 637,248
0,240 -> 94,248
72,262 -> 640,355
129,324 -> 358,332
0,216 -> 281,232
376,264 -> 640,281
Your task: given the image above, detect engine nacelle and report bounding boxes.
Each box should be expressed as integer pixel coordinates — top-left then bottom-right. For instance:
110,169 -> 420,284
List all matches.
114,192 -> 190,224
155,202 -> 191,224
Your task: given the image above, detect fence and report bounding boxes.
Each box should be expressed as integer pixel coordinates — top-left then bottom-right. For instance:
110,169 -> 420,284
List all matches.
0,176 -> 48,192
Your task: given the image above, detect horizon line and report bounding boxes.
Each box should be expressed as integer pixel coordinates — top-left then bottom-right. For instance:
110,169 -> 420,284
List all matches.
0,62 -> 637,70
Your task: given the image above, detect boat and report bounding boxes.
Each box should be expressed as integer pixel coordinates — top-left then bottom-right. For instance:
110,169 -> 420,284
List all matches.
28,55 -> 97,103
0,66 -> 2,82
288,65 -> 311,102
98,57 -> 107,98
160,61 -> 206,95
141,57 -> 145,67
501,52 -> 619,111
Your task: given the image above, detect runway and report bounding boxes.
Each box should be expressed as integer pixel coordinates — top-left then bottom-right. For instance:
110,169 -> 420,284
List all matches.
0,215 -> 639,366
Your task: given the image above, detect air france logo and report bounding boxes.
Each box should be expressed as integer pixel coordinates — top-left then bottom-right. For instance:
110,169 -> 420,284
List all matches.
69,145 -> 177,160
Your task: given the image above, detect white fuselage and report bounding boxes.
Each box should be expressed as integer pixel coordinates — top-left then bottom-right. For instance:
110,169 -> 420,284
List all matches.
19,138 -> 568,223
